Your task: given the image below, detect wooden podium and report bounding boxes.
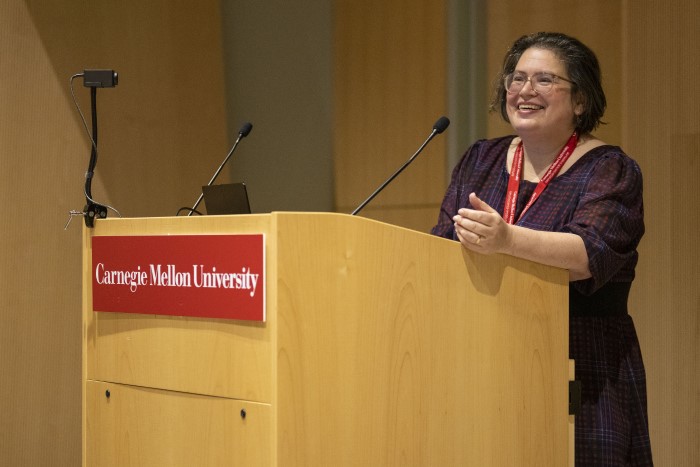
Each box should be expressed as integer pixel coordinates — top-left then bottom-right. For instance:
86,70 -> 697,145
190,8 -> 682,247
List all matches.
82,212 -> 570,466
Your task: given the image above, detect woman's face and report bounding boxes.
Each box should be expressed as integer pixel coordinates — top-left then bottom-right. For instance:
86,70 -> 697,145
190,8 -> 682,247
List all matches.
506,47 -> 581,140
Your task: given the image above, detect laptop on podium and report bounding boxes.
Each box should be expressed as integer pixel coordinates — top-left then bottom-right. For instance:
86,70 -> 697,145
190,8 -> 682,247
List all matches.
201,182 -> 252,215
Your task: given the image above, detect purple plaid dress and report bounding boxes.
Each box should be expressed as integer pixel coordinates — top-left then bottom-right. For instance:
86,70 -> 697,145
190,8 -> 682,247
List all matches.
432,136 -> 653,466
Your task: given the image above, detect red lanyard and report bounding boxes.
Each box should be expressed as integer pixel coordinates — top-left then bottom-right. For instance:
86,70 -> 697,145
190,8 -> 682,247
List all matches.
503,132 -> 578,224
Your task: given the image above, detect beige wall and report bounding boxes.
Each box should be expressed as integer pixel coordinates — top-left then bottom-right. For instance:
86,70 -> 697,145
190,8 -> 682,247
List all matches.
624,2 -> 700,464
333,0 -> 448,232
0,1 -> 227,465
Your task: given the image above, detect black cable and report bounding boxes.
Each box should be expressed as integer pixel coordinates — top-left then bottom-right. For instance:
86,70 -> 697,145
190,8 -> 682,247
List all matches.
68,73 -> 121,225
85,87 -> 98,200
176,207 -> 203,216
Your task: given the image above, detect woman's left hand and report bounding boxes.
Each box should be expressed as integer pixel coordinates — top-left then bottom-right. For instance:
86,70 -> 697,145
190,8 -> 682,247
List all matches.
453,192 -> 513,255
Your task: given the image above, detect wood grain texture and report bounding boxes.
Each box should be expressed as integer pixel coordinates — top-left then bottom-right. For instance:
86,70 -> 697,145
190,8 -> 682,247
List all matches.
83,213 -> 570,466
623,2 -> 700,465
333,0 -> 448,225
82,215 -> 278,467
273,213 -> 569,466
0,1 -> 226,466
83,216 -> 274,403
86,381 -> 271,466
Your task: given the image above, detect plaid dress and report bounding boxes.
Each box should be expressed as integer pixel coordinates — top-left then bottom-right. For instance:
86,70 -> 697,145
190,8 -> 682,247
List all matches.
431,136 -> 653,466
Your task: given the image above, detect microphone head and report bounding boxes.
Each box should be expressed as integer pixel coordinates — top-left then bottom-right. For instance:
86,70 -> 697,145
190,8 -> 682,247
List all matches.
238,122 -> 253,137
433,116 -> 450,134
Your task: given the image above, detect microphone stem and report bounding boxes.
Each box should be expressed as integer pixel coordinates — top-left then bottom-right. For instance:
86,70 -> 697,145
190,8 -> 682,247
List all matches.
188,133 -> 244,216
351,129 -> 438,216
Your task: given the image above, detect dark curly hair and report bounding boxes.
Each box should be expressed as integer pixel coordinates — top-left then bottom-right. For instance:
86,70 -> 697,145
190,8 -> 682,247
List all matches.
489,32 -> 606,135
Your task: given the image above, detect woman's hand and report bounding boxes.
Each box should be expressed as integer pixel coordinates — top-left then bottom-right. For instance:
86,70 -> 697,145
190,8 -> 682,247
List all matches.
454,193 -> 592,280
453,192 -> 513,255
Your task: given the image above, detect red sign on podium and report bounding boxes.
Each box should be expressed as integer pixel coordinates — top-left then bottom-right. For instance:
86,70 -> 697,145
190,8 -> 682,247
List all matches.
91,234 -> 265,321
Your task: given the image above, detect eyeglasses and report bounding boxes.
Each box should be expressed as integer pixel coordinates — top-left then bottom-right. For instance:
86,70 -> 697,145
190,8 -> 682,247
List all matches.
504,72 -> 574,95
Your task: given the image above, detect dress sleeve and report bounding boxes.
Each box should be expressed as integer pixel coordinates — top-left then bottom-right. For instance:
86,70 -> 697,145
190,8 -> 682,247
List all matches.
562,152 -> 645,294
430,141 -> 480,239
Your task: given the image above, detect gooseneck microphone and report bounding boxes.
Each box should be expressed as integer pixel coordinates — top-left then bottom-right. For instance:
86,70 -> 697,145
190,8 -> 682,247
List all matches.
351,116 -> 450,216
185,122 -> 253,216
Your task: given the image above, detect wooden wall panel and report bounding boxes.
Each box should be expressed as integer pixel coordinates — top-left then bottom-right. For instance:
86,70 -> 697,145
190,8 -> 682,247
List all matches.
624,1 -> 700,465
333,0 -> 447,232
21,0 -> 229,218
0,1 -> 226,466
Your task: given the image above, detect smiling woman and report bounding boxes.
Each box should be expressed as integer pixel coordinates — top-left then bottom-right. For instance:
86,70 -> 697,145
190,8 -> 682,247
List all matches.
432,32 -> 653,466
503,48 -> 581,148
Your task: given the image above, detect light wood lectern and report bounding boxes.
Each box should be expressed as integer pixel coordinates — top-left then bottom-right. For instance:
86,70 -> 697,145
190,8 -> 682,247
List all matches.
82,212 -> 570,466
